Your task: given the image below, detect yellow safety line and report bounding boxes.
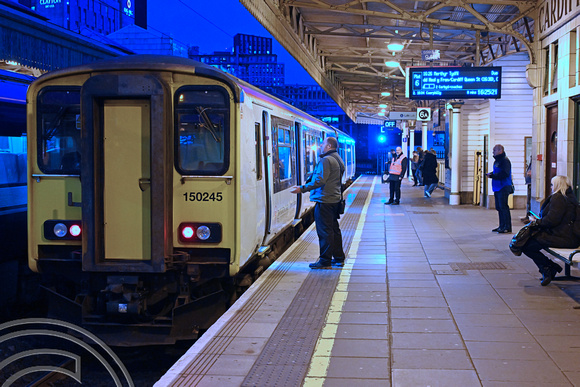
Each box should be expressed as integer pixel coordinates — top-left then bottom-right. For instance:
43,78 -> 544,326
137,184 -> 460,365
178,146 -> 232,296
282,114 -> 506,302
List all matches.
303,176 -> 377,386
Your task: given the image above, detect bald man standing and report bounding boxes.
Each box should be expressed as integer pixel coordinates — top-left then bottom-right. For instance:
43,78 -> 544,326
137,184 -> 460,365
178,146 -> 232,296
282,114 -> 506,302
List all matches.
385,146 -> 408,205
486,144 -> 513,233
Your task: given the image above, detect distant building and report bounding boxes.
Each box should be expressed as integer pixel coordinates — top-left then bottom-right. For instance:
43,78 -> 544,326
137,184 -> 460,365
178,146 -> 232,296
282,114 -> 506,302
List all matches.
30,0 -> 135,35
108,25 -> 188,57
189,33 -> 285,88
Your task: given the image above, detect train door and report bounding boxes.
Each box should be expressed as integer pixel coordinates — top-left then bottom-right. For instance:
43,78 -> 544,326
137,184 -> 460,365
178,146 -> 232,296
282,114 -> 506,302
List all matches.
574,101 -> 580,200
545,105 -> 558,197
81,75 -> 166,272
103,100 -> 151,261
262,111 -> 272,241
294,122 -> 302,218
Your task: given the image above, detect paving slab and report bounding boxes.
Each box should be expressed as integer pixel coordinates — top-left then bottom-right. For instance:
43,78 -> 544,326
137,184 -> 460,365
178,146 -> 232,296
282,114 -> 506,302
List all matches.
157,177 -> 580,387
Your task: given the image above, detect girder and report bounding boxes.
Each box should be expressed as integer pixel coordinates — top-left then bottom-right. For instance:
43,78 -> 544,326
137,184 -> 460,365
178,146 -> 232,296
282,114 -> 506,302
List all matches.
241,0 -> 536,120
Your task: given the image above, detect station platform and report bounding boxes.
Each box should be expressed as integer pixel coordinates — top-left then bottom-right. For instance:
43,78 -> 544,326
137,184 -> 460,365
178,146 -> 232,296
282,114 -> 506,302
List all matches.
156,175 -> 580,387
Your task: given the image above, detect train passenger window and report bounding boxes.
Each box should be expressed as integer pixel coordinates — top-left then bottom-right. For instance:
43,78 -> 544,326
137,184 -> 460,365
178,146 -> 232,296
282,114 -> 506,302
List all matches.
277,127 -> 291,180
255,123 -> 262,180
272,116 -> 296,192
37,88 -> 81,174
175,86 -> 230,175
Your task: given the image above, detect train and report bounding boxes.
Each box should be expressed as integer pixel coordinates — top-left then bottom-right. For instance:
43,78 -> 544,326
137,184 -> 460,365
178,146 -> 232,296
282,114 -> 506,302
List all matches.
0,69 -> 34,318
26,55 -> 356,345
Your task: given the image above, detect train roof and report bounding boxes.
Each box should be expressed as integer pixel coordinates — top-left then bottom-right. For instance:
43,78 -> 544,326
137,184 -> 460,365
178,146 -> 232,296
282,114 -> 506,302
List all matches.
31,55 -> 242,101
0,69 -> 35,105
31,55 -> 354,141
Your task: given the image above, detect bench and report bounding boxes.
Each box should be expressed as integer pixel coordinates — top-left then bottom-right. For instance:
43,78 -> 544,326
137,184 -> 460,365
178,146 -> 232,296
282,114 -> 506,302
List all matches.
544,248 -> 580,277
527,211 -> 580,278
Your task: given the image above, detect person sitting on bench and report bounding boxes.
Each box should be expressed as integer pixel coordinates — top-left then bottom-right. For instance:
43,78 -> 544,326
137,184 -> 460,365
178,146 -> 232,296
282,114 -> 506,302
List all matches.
523,175 -> 580,286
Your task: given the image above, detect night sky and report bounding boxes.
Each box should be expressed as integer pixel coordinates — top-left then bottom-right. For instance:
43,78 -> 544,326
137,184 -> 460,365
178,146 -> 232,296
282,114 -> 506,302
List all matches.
147,0 -> 316,84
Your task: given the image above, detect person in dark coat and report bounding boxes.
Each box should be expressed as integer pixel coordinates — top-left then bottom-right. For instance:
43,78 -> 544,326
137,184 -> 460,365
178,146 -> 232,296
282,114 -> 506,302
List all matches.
486,144 -> 513,233
416,147 -> 424,185
410,151 -> 419,186
421,150 -> 439,197
385,146 -> 408,205
522,175 -> 580,286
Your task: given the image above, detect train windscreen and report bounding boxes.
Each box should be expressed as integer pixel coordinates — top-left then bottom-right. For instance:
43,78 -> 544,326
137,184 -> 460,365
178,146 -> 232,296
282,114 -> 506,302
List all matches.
37,88 -> 81,174
175,86 -> 230,176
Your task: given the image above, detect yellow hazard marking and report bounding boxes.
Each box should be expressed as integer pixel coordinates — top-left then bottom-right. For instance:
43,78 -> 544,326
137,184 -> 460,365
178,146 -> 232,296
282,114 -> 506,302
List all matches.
303,176 -> 377,386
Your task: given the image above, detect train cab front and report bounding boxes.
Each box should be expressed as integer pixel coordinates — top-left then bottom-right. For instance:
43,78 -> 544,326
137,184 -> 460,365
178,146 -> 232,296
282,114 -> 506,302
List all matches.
27,61 -> 238,345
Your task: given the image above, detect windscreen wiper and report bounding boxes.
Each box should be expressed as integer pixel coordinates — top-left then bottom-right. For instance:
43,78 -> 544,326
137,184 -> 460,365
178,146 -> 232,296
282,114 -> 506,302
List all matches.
196,107 -> 221,143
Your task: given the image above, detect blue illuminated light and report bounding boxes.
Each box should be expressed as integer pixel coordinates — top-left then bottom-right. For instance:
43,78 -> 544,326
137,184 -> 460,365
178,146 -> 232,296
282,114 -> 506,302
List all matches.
378,135 -> 386,143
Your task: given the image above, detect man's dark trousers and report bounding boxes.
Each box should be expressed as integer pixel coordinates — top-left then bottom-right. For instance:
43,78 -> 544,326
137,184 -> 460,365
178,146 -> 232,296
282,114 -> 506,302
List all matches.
389,179 -> 401,202
494,185 -> 512,231
314,202 -> 345,265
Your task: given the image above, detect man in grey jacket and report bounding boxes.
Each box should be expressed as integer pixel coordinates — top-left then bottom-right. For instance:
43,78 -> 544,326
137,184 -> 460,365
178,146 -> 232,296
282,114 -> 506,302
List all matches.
291,136 -> 346,269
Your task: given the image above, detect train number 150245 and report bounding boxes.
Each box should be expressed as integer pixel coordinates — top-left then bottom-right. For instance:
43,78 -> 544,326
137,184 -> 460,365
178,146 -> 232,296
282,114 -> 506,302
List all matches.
183,192 -> 223,202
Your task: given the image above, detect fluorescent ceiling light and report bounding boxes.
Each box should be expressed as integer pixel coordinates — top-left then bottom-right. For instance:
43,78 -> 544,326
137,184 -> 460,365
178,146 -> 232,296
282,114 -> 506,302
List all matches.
387,43 -> 404,51
378,112 -> 385,116
385,61 -> 399,67
381,92 -> 391,96
379,104 -> 388,108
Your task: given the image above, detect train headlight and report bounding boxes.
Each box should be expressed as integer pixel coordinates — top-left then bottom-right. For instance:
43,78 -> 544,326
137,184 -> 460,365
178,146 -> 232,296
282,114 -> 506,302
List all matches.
69,224 -> 82,237
178,223 -> 222,243
44,220 -> 82,240
54,223 -> 67,238
182,226 -> 195,239
196,225 -> 211,240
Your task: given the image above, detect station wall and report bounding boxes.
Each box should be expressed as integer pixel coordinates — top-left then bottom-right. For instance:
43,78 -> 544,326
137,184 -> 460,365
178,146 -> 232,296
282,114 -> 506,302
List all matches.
457,52 -> 533,207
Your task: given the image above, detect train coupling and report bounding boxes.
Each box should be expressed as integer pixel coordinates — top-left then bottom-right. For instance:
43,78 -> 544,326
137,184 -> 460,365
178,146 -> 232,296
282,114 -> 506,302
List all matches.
103,275 -> 144,315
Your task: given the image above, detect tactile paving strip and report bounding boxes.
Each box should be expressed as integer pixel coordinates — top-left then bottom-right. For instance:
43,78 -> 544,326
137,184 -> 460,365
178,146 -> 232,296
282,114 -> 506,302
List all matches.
167,177 -> 371,387
241,179 -> 372,387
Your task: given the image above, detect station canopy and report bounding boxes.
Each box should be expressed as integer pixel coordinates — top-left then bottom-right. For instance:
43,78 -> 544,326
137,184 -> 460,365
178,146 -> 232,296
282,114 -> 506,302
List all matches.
241,0 -> 536,121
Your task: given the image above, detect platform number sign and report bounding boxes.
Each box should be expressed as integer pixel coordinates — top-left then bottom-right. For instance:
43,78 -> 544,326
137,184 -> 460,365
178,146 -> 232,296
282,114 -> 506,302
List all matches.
417,108 -> 431,121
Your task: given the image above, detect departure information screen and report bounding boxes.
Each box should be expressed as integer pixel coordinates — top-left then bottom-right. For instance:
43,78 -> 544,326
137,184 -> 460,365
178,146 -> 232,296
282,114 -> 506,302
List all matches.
408,67 -> 502,100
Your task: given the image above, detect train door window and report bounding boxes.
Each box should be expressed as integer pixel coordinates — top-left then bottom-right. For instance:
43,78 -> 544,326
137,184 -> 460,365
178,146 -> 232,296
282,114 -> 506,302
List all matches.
304,131 -> 321,180
272,116 -> 296,192
175,86 -> 230,175
255,122 -> 262,180
37,87 -> 81,174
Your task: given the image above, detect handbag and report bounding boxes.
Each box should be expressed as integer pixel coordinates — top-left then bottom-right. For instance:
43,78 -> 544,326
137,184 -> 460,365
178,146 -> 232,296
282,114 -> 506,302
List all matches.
338,198 -> 346,215
509,222 -> 540,256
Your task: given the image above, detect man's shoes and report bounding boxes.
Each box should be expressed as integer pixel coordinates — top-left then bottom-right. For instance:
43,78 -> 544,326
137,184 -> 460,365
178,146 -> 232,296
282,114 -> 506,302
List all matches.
497,229 -> 512,234
392,201 -> 400,205
413,183 -> 417,186
425,191 -> 431,198
331,259 -> 345,267
492,227 -> 501,232
384,200 -> 394,205
309,261 -> 331,269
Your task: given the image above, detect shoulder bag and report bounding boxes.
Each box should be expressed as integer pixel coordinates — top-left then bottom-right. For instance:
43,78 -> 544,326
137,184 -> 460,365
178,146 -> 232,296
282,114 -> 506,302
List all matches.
509,221 -> 540,256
